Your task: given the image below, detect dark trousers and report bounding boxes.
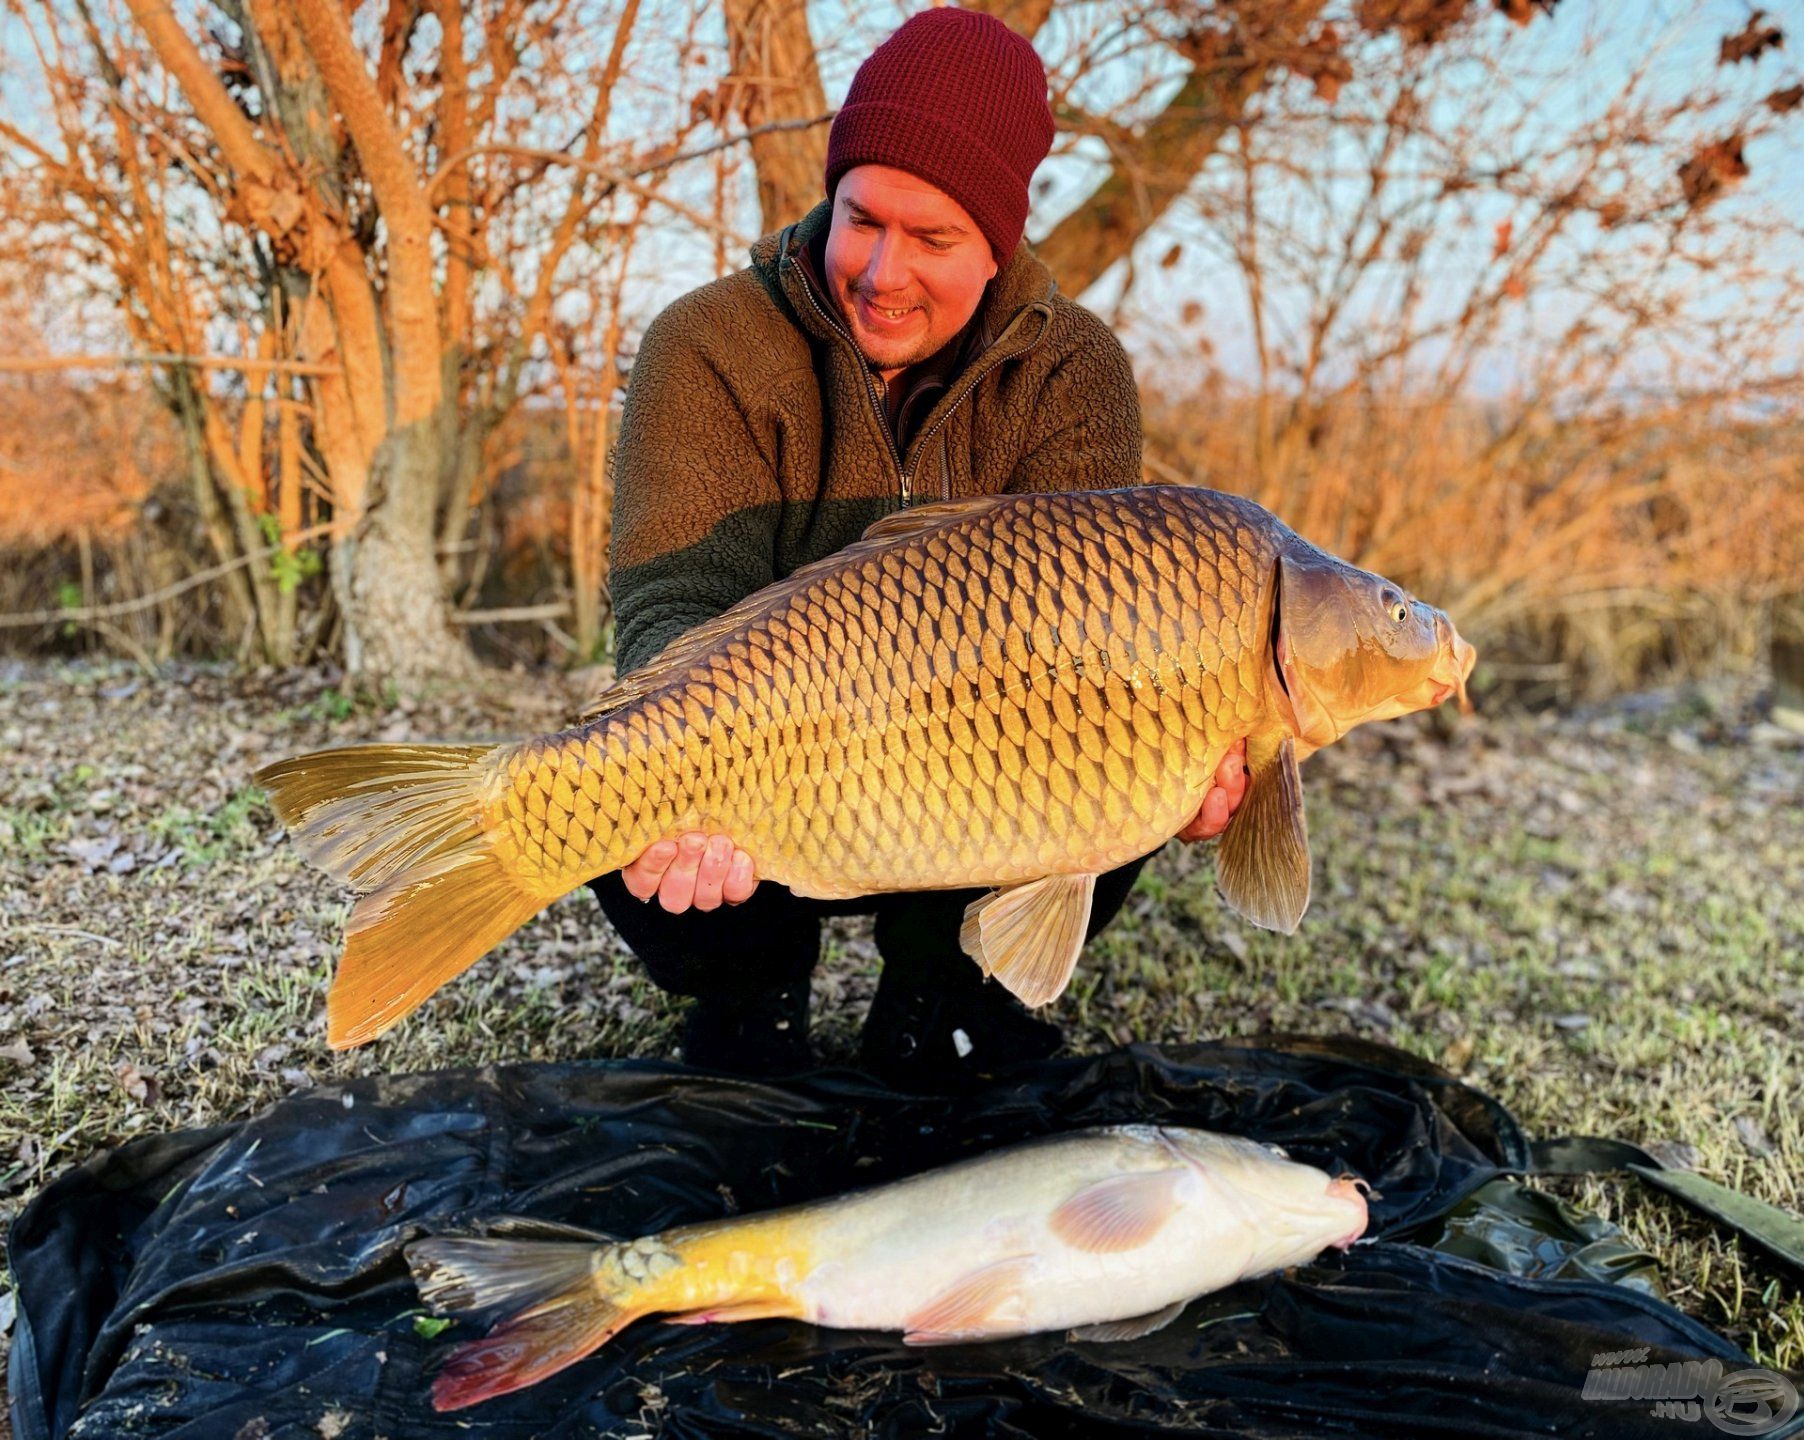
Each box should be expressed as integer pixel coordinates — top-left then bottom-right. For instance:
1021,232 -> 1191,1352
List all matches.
588,849 -> 1159,1004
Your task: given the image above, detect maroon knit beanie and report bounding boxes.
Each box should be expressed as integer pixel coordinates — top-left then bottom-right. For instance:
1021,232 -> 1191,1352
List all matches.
825,8 -> 1055,260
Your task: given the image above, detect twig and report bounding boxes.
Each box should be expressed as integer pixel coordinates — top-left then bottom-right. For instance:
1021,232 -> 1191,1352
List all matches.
0,353 -> 343,377
16,925 -> 123,949
450,601 -> 574,624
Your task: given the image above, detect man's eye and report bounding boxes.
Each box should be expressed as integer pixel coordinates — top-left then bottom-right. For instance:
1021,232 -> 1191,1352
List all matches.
923,239 -> 953,253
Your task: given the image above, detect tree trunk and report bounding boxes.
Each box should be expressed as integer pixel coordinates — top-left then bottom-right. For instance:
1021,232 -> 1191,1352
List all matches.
721,0 -> 829,230
337,413 -> 474,687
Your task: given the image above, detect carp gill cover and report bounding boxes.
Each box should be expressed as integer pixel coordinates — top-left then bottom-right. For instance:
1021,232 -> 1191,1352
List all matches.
257,486 -> 1476,1047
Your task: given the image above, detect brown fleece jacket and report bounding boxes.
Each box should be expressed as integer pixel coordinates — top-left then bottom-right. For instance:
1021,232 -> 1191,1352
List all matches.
607,199 -> 1143,675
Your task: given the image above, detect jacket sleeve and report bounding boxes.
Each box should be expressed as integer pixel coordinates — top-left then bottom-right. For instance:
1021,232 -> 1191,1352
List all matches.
607,294 -> 783,677
1004,307 -> 1143,495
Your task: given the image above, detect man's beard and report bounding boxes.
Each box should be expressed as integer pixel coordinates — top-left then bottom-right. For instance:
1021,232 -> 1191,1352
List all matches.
839,286 -> 937,370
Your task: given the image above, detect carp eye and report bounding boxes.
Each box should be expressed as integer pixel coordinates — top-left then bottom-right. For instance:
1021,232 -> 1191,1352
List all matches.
1381,589 -> 1408,625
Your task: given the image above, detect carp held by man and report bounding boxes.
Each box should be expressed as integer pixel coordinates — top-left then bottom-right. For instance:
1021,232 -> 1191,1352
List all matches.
407,1122 -> 1371,1410
257,485 -> 1476,1047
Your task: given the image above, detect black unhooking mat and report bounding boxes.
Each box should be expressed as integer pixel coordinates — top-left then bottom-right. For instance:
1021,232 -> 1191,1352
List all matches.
10,1036 -> 1799,1440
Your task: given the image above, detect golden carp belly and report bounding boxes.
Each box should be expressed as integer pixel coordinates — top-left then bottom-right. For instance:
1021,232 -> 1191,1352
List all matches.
497,487 -> 1281,897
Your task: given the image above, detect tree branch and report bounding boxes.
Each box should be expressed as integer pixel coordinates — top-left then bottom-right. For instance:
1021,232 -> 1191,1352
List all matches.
288,0 -> 444,425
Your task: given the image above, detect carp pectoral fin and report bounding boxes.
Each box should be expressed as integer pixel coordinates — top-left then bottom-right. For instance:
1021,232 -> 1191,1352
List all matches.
958,873 -> 1097,1008
903,1255 -> 1035,1345
1069,1299 -> 1189,1344
1049,1170 -> 1184,1253
1215,736 -> 1310,934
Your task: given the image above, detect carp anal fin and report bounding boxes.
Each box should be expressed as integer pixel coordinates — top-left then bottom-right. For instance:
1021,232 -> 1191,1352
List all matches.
1214,736 -> 1310,934
959,873 -> 1097,1008
1069,1299 -> 1189,1344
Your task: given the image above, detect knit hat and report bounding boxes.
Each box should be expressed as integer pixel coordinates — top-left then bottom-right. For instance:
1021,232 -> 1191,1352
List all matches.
825,9 -> 1055,260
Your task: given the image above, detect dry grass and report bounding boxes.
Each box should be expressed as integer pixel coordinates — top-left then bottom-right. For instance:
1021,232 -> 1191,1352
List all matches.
1146,395 -> 1804,705
2,658 -> 1800,1412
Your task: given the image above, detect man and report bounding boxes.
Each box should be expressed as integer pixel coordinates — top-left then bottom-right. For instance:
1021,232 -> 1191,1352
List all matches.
591,7 -> 1246,1088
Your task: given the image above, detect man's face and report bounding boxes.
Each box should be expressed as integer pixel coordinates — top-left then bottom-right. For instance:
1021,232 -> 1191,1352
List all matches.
823,165 -> 1000,380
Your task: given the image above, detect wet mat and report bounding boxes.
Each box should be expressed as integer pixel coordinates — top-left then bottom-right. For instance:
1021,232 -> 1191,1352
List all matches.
9,1036 -> 1796,1439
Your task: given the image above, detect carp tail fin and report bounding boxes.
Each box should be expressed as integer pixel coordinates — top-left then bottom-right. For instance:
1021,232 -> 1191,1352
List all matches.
408,1237 -> 642,1412
255,743 -> 545,1048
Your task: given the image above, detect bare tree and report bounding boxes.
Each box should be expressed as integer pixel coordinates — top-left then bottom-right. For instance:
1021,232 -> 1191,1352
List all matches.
3,0 -> 713,686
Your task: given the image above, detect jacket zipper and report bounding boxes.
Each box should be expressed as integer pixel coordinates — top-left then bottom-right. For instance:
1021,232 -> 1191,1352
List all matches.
791,264 -> 913,505
787,235 -> 1052,511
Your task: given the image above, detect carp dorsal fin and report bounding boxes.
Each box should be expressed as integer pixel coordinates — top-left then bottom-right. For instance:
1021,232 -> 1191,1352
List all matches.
578,495 -> 1020,722
1214,735 -> 1310,934
959,871 -> 1097,1008
858,492 -> 1016,544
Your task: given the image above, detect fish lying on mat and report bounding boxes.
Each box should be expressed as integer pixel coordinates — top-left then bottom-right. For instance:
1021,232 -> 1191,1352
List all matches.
257,486 -> 1476,1047
407,1123 -> 1371,1411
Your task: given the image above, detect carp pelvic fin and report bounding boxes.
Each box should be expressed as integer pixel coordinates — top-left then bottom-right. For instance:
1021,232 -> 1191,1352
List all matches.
408,1236 -> 641,1411
1069,1299 -> 1189,1344
903,1255 -> 1035,1345
1214,736 -> 1311,934
959,872 -> 1097,1008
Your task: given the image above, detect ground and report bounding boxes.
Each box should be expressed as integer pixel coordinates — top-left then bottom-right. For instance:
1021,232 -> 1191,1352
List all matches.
1,657 -> 1800,1430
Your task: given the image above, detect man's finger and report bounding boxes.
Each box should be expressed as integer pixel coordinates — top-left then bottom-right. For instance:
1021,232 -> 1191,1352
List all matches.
657,833 -> 706,913
1217,743 -> 1248,804
621,838 -> 677,900
691,835 -> 734,912
723,850 -> 759,905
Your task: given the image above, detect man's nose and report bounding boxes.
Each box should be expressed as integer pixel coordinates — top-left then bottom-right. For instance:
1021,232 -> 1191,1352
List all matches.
865,232 -> 910,296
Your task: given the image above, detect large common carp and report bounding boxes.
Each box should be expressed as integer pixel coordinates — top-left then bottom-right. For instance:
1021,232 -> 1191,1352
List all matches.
407,1123 -> 1371,1410
258,486 -> 1475,1048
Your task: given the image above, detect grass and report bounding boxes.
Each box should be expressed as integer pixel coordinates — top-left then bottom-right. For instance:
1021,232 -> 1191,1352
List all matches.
0,657 -> 1798,1409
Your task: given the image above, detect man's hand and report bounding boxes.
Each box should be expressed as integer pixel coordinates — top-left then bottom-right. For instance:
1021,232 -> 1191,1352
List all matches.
1177,739 -> 1249,842
622,832 -> 759,912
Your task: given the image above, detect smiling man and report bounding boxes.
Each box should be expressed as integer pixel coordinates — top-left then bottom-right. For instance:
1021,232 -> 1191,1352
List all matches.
592,8 -> 1246,1087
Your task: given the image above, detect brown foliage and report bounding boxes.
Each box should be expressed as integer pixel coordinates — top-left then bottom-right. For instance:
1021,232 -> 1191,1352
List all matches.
1678,136 -> 1749,209
1144,392 -> 1804,701
1290,23 -> 1353,104
1720,12 -> 1784,67
0,381 -> 180,546
1354,0 -> 1473,47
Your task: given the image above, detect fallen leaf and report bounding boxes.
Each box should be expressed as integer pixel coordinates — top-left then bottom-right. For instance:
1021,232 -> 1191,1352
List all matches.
115,1060 -> 159,1104
1733,1115 -> 1776,1158
0,1039 -> 35,1068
